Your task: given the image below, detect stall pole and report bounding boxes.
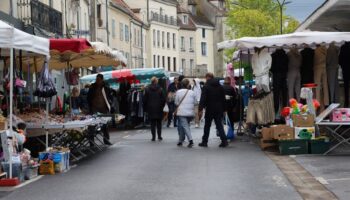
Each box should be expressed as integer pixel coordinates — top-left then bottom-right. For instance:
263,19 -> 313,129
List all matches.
9,48 -> 14,179
45,97 -> 49,150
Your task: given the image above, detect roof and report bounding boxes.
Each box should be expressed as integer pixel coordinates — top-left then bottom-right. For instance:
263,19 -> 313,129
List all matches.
191,14 -> 214,27
111,0 -> 143,24
188,0 -> 197,5
177,16 -> 196,31
296,0 -> 350,32
177,4 -> 190,14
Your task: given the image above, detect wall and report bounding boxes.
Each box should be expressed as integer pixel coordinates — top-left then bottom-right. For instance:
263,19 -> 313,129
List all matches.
195,26 -> 214,74
179,29 -> 196,76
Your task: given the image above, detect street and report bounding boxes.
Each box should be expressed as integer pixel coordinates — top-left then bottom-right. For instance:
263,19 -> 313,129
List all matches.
0,126 -> 302,200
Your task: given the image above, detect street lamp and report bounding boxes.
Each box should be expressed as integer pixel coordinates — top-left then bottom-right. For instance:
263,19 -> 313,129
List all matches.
276,0 -> 292,34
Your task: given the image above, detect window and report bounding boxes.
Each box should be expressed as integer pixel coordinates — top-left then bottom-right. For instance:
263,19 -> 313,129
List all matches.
160,7 -> 163,15
183,15 -> 188,24
201,42 -> 207,56
157,55 -> 160,68
97,4 -> 102,27
125,25 -> 129,42
173,33 -> 176,49
182,59 -> 186,69
180,36 -> 185,51
111,19 -> 116,38
173,57 -> 177,72
153,55 -> 156,67
167,32 -> 170,48
202,28 -> 206,38
162,31 -> 165,48
190,59 -> 194,70
134,28 -> 137,45
49,0 -> 53,7
167,57 -> 171,71
120,23 -> 124,41
137,30 -> 140,46
162,56 -> 165,68
157,31 -> 160,47
189,37 -> 193,51
125,52 -> 129,65
153,29 -> 156,47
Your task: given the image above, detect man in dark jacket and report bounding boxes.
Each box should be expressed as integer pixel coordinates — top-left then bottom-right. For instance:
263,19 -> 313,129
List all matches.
87,74 -> 112,145
223,77 -> 237,129
199,73 -> 228,147
144,77 -> 166,141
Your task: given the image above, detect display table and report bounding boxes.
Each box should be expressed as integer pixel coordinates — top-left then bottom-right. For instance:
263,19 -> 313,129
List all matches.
317,121 -> 350,155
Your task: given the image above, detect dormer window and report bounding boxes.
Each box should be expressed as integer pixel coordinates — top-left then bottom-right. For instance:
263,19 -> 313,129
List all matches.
183,15 -> 188,24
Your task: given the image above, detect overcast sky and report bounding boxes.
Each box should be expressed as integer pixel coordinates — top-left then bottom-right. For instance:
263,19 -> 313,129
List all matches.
285,0 -> 325,22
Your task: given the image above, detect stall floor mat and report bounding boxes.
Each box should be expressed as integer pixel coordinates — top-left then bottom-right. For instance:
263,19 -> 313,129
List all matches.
0,178 -> 20,186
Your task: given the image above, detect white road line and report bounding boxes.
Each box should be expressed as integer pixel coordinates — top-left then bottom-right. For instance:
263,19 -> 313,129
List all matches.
123,135 -> 129,139
316,177 -> 329,185
0,175 -> 44,192
327,177 -> 350,182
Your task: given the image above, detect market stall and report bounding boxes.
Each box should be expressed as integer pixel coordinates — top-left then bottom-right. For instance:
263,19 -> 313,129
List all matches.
218,31 -> 350,155
0,20 -> 50,184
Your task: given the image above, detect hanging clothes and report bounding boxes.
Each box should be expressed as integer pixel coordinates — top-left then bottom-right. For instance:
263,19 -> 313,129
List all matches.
251,48 -> 272,92
226,63 -> 236,88
271,48 -> 288,114
326,43 -> 340,103
246,92 -> 275,125
287,48 -> 302,101
300,47 -> 315,85
314,45 -> 329,106
339,42 -> 350,107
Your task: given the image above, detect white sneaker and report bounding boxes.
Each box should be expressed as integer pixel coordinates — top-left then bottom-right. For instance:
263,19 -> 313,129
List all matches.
195,124 -> 199,128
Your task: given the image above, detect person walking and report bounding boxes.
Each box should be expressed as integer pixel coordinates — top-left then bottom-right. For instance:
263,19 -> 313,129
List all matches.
144,77 -> 166,141
175,79 -> 196,147
87,74 -> 113,145
167,77 -> 179,127
223,77 -> 237,130
67,87 -> 81,115
193,78 -> 202,128
198,73 -> 228,148
79,84 -> 90,114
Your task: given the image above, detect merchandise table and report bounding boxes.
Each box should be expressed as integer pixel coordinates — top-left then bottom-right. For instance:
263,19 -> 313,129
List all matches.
317,121 -> 350,155
26,117 -> 113,161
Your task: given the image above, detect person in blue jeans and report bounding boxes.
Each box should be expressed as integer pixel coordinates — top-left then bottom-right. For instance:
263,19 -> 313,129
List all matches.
175,79 -> 196,147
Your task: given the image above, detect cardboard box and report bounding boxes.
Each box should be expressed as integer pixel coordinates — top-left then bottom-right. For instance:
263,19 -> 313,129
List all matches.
292,114 -> 315,127
279,139 -> 309,155
261,127 -> 273,140
295,127 -> 315,139
331,108 -> 350,122
272,125 -> 294,140
259,138 -> 277,150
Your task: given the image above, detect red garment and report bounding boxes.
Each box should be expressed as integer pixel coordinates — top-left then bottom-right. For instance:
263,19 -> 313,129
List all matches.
49,38 -> 91,53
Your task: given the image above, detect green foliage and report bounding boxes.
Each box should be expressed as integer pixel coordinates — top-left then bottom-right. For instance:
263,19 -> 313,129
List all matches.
224,0 -> 300,62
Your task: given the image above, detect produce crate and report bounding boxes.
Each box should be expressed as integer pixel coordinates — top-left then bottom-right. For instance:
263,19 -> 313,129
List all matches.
279,139 -> 309,155
309,139 -> 330,154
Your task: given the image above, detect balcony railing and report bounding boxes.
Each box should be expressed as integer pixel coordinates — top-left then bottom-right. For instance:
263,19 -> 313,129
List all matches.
17,0 -> 63,36
150,13 -> 177,26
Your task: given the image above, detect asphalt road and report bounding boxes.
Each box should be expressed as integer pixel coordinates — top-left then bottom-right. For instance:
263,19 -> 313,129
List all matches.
0,127 -> 301,200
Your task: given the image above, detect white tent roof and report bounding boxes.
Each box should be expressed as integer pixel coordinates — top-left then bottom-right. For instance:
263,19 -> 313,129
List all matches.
217,31 -> 350,51
0,20 -> 49,56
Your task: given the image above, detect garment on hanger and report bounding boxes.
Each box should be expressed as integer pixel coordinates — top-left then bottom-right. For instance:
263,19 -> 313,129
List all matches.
246,92 -> 275,125
326,43 -> 340,103
287,48 -> 302,101
339,42 -> 350,107
251,48 -> 272,92
300,47 -> 315,84
271,48 -> 288,114
314,45 -> 329,106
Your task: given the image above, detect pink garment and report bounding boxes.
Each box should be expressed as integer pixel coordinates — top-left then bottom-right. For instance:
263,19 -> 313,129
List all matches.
226,63 -> 236,89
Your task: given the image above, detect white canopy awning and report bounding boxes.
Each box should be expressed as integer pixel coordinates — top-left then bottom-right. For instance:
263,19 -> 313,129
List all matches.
0,20 -> 50,56
217,31 -> 350,51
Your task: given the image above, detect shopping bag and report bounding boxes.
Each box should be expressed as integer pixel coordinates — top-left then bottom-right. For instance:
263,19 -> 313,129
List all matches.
163,104 -> 169,113
226,114 -> 235,140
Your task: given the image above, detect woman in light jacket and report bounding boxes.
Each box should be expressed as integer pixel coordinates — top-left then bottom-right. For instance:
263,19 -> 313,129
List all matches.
175,79 -> 196,147
192,78 -> 202,128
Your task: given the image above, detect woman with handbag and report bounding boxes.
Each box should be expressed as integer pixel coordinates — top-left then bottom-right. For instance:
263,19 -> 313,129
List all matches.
175,79 -> 196,147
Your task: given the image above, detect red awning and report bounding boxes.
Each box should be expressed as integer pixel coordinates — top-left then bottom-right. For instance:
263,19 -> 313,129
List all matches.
49,38 -> 91,53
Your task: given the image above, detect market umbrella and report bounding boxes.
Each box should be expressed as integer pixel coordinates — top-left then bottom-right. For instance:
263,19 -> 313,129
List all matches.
79,68 -> 168,84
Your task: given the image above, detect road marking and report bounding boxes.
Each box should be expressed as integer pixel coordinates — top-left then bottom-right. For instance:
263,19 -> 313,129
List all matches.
0,176 -> 43,192
327,177 -> 350,182
272,175 -> 287,187
123,135 -> 129,139
316,177 -> 329,185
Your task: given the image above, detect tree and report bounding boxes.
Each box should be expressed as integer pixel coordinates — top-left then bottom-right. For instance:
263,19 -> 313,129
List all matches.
224,0 -> 299,61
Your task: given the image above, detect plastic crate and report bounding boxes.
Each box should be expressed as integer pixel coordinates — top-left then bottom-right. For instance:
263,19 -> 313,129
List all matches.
279,139 -> 309,155
1,163 -> 24,182
309,139 -> 330,154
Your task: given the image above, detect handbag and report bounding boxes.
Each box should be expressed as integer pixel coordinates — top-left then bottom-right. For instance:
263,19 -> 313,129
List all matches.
163,104 -> 169,113
174,90 -> 189,116
225,114 -> 235,140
